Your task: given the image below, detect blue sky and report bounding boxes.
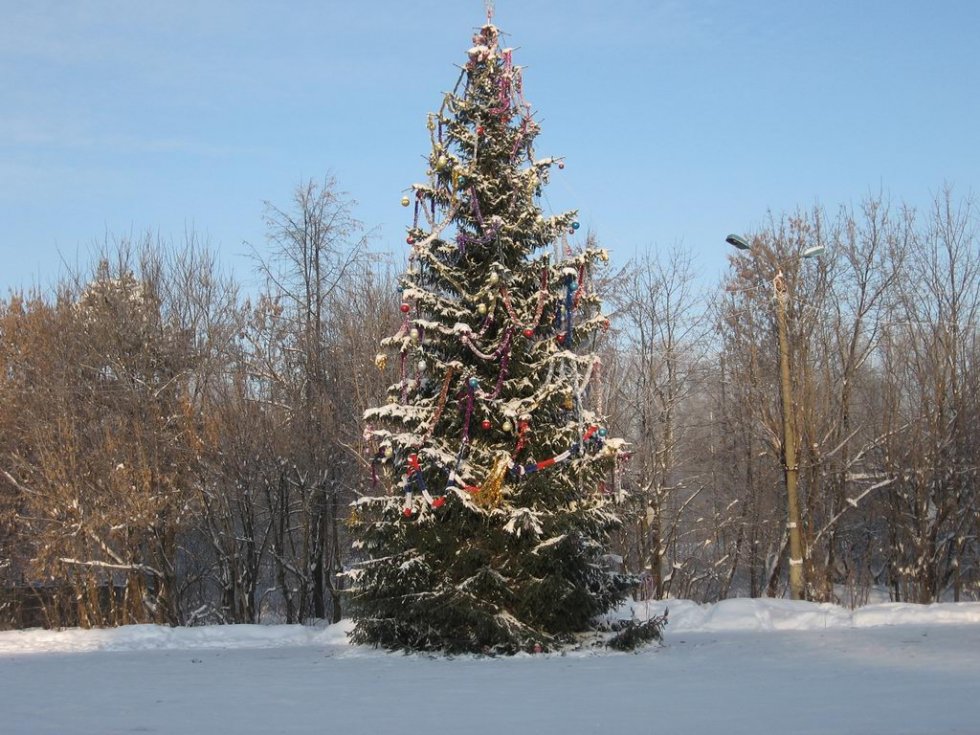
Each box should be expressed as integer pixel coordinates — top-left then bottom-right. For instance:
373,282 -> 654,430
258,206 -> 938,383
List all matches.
2,0 -> 978,293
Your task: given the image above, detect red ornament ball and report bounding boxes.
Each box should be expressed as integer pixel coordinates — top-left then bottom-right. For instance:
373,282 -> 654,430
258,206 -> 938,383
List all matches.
402,507 -> 412,518
523,328 -> 534,338
432,496 -> 446,509
400,303 -> 410,313
477,125 -> 485,136
406,236 -> 415,245
556,334 -> 566,345
481,419 -> 492,430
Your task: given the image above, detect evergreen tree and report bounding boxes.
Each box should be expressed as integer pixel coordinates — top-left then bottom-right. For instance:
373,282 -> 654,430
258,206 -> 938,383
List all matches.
349,16 -> 634,654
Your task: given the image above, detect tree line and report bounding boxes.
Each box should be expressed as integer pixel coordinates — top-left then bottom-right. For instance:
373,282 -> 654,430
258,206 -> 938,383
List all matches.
609,186 -> 978,606
1,181 -> 976,628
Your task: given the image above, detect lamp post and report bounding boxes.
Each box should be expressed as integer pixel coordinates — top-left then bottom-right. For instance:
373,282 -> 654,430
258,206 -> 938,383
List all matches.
726,234 -> 822,600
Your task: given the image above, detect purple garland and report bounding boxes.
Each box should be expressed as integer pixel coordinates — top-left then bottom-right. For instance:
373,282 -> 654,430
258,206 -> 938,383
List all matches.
461,382 -> 476,442
492,349 -> 510,399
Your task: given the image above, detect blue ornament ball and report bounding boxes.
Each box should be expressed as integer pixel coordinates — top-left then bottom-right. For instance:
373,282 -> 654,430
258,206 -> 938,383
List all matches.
572,221 -> 580,230
468,377 -> 479,389
598,427 -> 608,437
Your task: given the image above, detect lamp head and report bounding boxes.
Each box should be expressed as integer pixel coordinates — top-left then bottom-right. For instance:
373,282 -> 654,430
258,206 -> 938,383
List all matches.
726,234 -> 752,251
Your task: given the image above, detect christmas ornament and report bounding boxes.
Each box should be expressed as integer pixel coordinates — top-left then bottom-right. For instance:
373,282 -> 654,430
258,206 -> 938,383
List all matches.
407,236 -> 415,245
417,359 -> 427,372
401,196 -> 411,206
481,419 -> 492,430
523,328 -> 534,338
436,155 -> 448,170
384,446 -> 394,458
468,377 -> 480,389
410,328 -> 420,340
571,221 -> 580,230
432,496 -> 446,509
558,161 -> 565,169
475,454 -> 510,508
477,125 -> 485,136
477,303 -> 487,315
502,420 -> 513,433
400,303 -> 411,313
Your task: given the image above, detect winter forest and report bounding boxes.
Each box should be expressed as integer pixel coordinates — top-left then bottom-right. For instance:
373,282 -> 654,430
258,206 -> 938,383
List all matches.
1,17 -> 978,643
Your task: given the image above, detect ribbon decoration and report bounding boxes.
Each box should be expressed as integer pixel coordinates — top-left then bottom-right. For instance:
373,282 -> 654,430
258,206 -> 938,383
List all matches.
461,327 -> 513,361
499,267 -> 549,331
461,380 -> 477,442
399,424 -> 607,516
513,420 -> 529,456
424,366 -> 455,440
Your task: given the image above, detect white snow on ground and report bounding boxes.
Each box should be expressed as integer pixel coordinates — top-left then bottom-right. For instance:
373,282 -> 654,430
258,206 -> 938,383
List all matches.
1,598 -> 978,734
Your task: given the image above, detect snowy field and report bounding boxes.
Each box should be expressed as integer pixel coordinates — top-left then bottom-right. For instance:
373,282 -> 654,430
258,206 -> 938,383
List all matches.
1,599 -> 979,735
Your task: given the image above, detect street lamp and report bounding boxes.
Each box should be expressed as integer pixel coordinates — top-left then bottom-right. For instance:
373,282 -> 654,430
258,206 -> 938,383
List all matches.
726,234 -> 821,600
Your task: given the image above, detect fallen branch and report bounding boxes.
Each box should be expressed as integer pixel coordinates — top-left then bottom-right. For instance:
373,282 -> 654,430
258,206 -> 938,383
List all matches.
57,558 -> 164,578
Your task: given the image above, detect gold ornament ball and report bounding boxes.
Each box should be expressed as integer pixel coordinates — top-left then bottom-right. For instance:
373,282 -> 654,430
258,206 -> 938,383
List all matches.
477,303 -> 487,315
410,328 -> 420,340
401,196 -> 411,207
502,420 -> 513,433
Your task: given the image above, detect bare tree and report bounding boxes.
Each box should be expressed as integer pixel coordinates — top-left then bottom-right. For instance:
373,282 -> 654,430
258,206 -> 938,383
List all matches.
608,248 -> 709,599
249,176 -> 373,622
874,188 -> 979,602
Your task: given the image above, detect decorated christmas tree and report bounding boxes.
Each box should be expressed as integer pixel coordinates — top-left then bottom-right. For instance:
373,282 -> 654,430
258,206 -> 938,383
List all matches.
349,12 -> 634,654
